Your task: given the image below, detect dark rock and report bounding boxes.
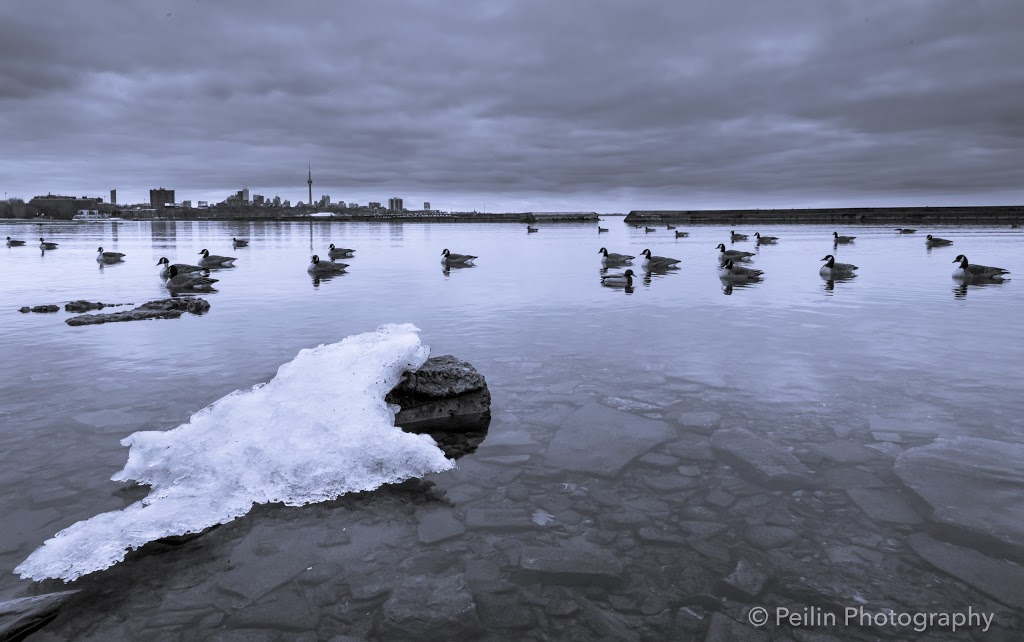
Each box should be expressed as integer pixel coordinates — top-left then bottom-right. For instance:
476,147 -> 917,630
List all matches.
465,508 -> 535,531
845,489 -> 922,525
908,533 -> 1024,610
226,586 -> 318,632
380,575 -> 480,640
19,305 -> 59,313
644,473 -> 699,492
387,355 -> 487,400
64,300 -> 128,312
517,546 -> 624,587
638,452 -> 680,468
65,298 -> 210,325
680,521 -> 728,539
0,591 -> 79,642
637,526 -> 688,545
810,440 -> 878,465
677,411 -> 722,435
474,593 -> 535,630
544,402 -> 675,477
895,437 -> 1024,557
710,429 -> 817,490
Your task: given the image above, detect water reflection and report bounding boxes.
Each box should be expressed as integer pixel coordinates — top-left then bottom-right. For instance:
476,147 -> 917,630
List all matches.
442,263 -> 475,277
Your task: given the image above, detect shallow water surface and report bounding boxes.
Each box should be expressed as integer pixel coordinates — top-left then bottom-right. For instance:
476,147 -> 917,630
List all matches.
1,219 -> 1023,639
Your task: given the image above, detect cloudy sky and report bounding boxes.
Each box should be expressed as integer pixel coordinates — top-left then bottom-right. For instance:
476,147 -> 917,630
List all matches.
2,1 -> 1022,212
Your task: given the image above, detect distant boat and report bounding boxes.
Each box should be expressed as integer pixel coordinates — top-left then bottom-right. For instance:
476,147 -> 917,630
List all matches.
73,211 -> 110,221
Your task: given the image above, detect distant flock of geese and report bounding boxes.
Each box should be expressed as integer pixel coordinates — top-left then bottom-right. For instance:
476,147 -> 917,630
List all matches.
4,227 -> 1013,292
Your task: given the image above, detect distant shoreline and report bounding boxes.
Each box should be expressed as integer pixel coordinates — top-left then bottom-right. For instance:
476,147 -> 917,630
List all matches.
625,205 -> 1023,225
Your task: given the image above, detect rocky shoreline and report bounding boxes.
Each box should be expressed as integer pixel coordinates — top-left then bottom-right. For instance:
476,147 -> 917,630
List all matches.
4,359 -> 1023,640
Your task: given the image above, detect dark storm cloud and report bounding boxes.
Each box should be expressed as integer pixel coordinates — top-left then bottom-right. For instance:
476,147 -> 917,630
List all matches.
1,0 -> 1022,209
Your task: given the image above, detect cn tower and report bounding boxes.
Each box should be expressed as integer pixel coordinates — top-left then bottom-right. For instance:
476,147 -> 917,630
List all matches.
307,164 -> 313,206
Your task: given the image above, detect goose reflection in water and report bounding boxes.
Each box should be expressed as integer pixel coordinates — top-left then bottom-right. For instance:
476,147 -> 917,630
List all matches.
953,280 -> 1006,299
310,272 -> 347,287
442,263 -> 475,277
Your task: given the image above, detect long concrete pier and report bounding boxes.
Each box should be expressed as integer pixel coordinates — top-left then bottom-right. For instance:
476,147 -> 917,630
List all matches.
624,206 -> 1023,225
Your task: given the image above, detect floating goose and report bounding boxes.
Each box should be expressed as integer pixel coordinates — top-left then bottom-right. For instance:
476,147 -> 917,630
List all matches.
675,230 -> 689,238
820,254 -> 857,278
833,232 -> 856,243
730,230 -> 748,241
925,234 -> 953,246
527,226 -> 539,233
600,269 -> 636,287
718,259 -> 764,282
328,244 -> 355,259
6,236 -> 26,247
952,255 -> 1009,281
666,224 -> 677,230
156,257 -> 208,279
598,247 -> 634,265
896,228 -> 917,234
308,255 -> 348,274
441,249 -> 476,266
39,237 -> 58,250
198,248 -> 236,268
754,232 -> 778,244
640,249 -> 681,269
716,243 -> 754,262
598,227 -> 609,233
96,247 -> 125,263
165,265 -> 218,291
232,237 -> 249,247
644,227 -> 656,233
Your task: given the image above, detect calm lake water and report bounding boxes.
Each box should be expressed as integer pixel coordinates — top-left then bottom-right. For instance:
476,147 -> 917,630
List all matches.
1,218 -> 1022,639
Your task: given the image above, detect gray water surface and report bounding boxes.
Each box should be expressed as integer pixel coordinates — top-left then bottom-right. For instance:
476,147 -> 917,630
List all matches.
2,219 -> 1022,638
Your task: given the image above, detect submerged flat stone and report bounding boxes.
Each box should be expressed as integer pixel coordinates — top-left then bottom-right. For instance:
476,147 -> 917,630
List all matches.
543,402 -> 674,477
908,534 -> 1024,610
895,437 -> 1024,554
846,489 -> 922,525
380,575 -> 480,640
518,546 -> 623,586
710,428 -> 816,490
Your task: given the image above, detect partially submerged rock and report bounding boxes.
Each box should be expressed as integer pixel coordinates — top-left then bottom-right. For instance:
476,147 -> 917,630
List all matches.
895,436 -> 1024,558
0,591 -> 79,642
388,355 -> 491,439
66,298 -> 210,326
379,574 -> 480,640
18,305 -> 59,313
65,300 -> 131,313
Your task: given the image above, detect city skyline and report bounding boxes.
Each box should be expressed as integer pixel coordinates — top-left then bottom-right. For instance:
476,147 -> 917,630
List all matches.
2,2 -> 1023,212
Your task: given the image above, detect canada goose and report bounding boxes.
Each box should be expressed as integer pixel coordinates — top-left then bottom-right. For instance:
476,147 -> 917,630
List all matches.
600,269 -> 636,287
527,226 -> 539,233
645,227 -> 656,233
598,247 -> 634,265
925,234 -> 953,246
5,237 -> 26,247
441,249 -> 476,265
198,248 -> 236,268
232,237 -> 249,247
640,249 -> 681,269
598,227 -> 609,233
896,228 -> 917,234
39,238 -> 58,250
833,232 -> 856,243
820,254 -> 857,278
96,247 -> 125,263
730,230 -> 748,241
716,243 -> 754,262
328,244 -> 355,259
719,259 -> 764,281
156,257 -> 208,279
165,265 -> 219,291
666,224 -> 677,230
754,232 -> 778,244
308,255 -> 348,274
675,231 -> 689,238
952,255 -> 1009,281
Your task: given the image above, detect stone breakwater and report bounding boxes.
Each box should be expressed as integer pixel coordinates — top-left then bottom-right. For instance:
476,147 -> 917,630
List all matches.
625,205 -> 1024,225
65,298 -> 210,325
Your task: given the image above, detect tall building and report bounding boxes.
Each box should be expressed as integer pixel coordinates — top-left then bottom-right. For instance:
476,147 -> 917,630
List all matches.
424,201 -> 431,210
320,195 -> 331,207
388,197 -> 404,211
307,165 -> 313,207
241,187 -> 250,204
150,188 -> 175,208
110,189 -> 117,205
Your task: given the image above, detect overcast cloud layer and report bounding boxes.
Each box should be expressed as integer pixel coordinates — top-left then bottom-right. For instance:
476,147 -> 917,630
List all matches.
2,0 -> 1022,211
